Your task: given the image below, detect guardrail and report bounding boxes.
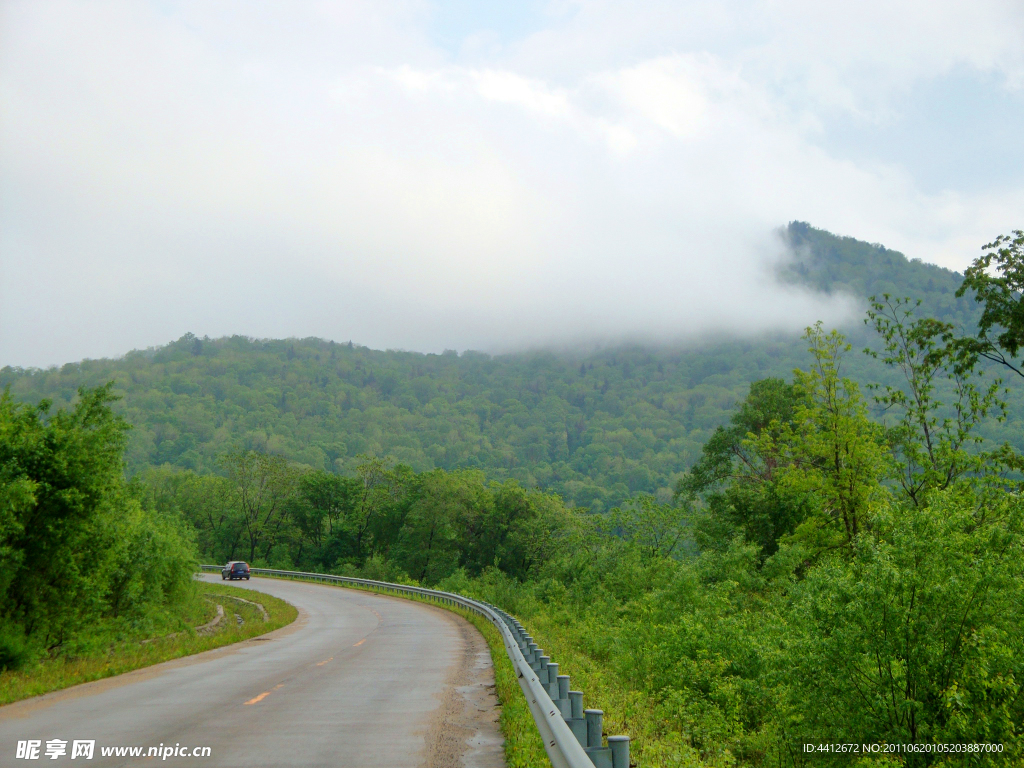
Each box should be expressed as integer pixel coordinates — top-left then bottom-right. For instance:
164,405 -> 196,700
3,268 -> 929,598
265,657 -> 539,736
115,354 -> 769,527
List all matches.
201,565 -> 630,768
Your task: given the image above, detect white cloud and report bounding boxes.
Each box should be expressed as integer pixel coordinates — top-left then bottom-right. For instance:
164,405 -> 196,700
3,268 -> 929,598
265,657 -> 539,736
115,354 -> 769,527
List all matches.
0,0 -> 1022,367
471,69 -> 573,118
598,57 -> 709,139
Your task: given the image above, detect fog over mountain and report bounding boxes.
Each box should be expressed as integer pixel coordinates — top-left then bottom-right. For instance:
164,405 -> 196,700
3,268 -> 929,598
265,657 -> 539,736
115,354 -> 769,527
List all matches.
1,1 -> 1022,367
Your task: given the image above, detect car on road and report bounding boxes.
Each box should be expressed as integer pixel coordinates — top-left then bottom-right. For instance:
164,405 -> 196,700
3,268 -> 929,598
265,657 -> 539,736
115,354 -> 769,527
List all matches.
222,561 -> 251,580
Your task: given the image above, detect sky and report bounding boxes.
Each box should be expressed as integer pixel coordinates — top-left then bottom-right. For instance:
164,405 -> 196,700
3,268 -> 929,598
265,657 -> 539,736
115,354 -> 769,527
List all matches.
1,0 -> 1022,368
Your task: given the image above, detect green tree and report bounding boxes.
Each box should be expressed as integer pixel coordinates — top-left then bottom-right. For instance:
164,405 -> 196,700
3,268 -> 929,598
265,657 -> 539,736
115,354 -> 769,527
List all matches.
222,450 -> 297,563
784,492 -> 1024,763
459,480 -> 573,580
768,324 -> 890,549
0,386 -> 130,648
677,378 -> 807,557
297,470 -> 358,544
0,386 -> 196,667
606,494 -> 689,559
680,378 -> 799,495
397,470 -> 487,583
286,470 -> 362,567
865,295 -> 1005,505
102,486 -> 197,620
955,229 -> 1024,378
140,467 -> 243,563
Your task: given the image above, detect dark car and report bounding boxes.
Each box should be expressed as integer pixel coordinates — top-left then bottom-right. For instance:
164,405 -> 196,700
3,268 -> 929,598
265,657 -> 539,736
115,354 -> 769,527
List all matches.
222,561 -> 251,580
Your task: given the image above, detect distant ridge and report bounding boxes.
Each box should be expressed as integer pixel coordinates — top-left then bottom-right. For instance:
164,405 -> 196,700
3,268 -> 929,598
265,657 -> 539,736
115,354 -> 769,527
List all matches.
1,224 -> 999,511
779,221 -> 977,328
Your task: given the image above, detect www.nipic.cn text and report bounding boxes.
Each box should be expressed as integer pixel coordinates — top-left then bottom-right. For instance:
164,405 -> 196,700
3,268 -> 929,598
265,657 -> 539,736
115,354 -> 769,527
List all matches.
15,740 -> 212,760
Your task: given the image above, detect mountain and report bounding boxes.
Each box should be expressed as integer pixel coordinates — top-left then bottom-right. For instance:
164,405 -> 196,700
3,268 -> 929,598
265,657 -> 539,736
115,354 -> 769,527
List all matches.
780,222 -> 976,329
2,223 -> 1002,512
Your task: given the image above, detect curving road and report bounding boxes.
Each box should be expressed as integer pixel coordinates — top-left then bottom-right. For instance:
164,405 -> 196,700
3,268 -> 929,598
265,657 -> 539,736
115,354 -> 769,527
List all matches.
0,576 -> 504,767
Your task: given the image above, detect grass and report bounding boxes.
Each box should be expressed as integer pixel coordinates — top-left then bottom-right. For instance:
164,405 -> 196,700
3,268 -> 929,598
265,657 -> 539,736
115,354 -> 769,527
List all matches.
0,580 -> 298,707
521,608 -> 698,767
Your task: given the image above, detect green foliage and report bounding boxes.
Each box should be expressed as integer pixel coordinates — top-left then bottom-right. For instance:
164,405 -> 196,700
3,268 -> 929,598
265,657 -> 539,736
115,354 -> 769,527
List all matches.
680,326 -> 892,559
677,377 -> 805,557
784,492 -> 1024,763
679,377 -> 799,495
150,454 -> 579,586
956,229 -> 1024,376
0,581 -> 297,706
777,324 -> 890,545
866,296 -> 1007,504
605,494 -> 690,559
0,386 -> 198,669
222,450 -> 297,563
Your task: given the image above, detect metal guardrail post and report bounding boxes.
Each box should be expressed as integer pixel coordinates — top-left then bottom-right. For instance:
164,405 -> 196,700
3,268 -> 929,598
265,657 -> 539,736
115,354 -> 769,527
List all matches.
584,709 -> 613,768
566,691 -> 587,746
569,691 -> 584,720
585,710 -> 603,749
608,736 -> 630,768
528,643 -> 540,670
556,674 -> 571,717
546,661 -> 560,698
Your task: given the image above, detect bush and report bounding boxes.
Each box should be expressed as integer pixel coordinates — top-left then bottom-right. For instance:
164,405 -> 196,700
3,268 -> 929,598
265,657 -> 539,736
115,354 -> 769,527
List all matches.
0,386 -> 199,666
783,493 -> 1024,763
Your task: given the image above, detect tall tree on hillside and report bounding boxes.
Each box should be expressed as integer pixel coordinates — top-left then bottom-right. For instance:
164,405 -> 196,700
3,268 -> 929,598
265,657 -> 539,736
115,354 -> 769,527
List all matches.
288,470 -> 362,566
676,377 -> 809,556
955,229 -> 1024,377
299,471 -> 358,539
605,494 -> 689,559
397,470 -> 487,583
866,295 -> 1006,505
140,468 -> 243,562
772,324 -> 890,547
223,451 -> 296,563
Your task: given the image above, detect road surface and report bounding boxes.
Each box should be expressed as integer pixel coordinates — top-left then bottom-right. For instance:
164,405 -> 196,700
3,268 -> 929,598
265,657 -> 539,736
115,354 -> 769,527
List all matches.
0,575 -> 504,767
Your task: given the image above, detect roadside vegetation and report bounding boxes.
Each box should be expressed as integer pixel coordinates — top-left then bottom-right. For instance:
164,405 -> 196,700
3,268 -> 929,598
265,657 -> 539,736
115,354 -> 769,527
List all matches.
0,581 -> 296,707
0,387 -> 297,705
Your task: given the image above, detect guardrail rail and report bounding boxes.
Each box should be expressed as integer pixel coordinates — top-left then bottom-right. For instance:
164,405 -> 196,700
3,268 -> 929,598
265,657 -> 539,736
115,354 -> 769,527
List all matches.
201,565 -> 630,768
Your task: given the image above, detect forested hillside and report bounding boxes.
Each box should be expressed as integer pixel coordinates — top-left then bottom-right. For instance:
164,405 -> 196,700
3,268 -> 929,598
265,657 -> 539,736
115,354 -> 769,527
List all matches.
0,223 -> 1002,512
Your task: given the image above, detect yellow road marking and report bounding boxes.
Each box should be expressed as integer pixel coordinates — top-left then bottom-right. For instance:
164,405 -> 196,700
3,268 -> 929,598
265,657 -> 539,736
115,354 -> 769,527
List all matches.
316,657 -> 334,666
353,638 -> 366,647
244,683 -> 284,705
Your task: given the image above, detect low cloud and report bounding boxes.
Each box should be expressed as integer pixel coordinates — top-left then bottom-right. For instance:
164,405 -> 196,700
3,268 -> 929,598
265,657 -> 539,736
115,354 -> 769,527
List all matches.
1,1 -> 1021,367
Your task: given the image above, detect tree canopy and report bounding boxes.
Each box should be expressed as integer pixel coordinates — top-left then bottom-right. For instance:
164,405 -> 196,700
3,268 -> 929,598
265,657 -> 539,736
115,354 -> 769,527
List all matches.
0,386 -> 196,669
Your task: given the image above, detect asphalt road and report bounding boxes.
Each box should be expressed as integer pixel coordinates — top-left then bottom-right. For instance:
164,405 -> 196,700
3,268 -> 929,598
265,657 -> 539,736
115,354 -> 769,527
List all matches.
0,575 -> 504,768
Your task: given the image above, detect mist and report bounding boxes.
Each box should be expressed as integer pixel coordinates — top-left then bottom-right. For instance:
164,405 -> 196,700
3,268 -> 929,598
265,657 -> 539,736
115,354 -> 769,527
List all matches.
2,1 -> 1022,368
